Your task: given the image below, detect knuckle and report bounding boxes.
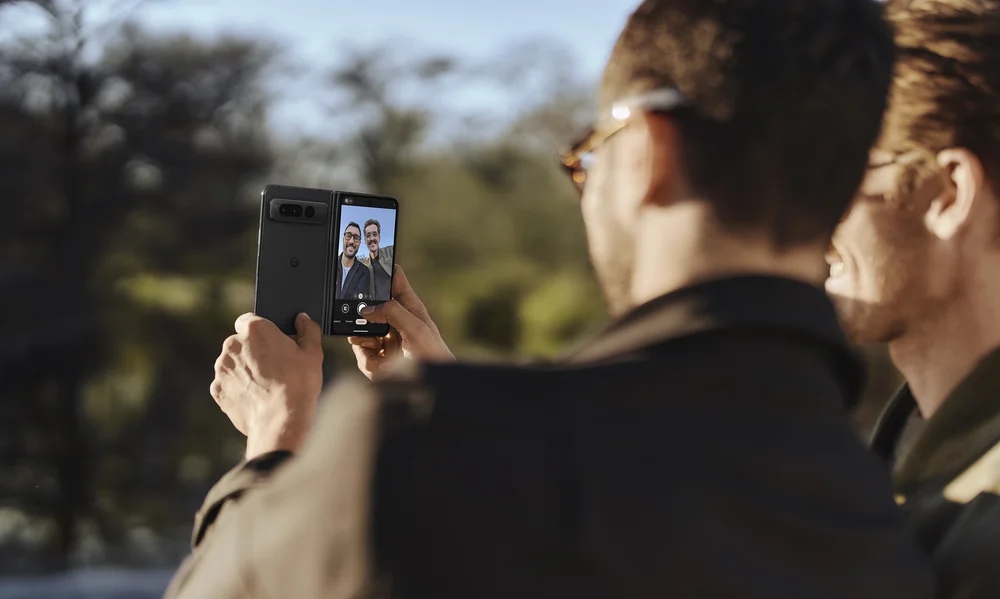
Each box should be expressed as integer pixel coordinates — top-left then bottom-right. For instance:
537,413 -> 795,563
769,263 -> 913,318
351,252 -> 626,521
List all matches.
210,380 -> 223,403
244,316 -> 268,337
222,335 -> 241,353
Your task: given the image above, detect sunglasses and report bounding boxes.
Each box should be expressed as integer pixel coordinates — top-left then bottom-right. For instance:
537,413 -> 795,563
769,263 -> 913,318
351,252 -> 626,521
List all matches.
558,88 -> 687,194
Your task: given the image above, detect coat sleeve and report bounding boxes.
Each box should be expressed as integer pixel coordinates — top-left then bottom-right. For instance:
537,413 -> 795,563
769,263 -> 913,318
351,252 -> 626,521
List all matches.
189,450 -> 294,549
161,377 -> 385,599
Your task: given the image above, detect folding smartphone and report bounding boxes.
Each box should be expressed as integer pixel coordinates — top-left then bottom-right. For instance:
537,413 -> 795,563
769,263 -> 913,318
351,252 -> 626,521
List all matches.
254,185 -> 399,337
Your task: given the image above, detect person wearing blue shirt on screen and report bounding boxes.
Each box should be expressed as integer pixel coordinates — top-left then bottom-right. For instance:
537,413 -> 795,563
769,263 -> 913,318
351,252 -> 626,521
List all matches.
335,222 -> 370,300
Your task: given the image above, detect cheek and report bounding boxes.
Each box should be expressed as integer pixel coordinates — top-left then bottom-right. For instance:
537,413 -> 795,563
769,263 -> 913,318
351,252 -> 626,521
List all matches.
580,159 -> 613,232
581,182 -> 611,254
870,215 -> 935,302
615,135 -> 652,222
837,204 -> 921,302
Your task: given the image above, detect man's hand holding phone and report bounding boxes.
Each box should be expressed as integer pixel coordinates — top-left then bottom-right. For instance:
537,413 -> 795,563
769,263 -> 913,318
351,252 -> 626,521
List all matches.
211,312 -> 324,459
349,265 -> 454,379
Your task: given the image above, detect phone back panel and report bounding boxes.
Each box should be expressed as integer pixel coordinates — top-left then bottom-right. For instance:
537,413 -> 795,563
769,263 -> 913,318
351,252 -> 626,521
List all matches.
254,185 -> 333,335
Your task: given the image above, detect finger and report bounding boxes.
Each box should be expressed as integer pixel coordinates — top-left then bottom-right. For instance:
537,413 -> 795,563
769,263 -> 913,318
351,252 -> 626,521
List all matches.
236,312 -> 268,336
294,312 -> 322,351
214,352 -> 237,373
382,328 -> 403,359
210,379 -> 224,405
389,266 -> 438,332
221,335 -> 242,355
360,299 -> 426,336
351,343 -> 383,379
348,336 -> 382,350
216,335 -> 241,373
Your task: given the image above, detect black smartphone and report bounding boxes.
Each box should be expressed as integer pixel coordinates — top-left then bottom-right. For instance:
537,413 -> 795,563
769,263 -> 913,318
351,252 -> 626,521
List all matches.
328,191 -> 399,337
254,185 -> 334,335
253,185 -> 399,337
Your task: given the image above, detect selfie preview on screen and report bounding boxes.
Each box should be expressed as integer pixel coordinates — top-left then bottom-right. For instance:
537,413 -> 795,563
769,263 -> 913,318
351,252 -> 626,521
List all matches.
332,201 -> 398,331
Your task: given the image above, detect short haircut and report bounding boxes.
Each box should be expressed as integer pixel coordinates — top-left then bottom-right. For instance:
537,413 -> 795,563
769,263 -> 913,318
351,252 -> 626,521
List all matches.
344,222 -> 361,235
364,219 -> 381,235
881,0 -> 1000,195
600,0 -> 895,247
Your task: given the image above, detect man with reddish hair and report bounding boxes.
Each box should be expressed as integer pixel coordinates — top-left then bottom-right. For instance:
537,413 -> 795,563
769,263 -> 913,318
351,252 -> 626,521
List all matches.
827,1 -> 1000,596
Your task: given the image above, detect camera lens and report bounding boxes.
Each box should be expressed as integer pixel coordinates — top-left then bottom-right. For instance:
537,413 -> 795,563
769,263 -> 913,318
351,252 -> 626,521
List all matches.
304,206 -> 315,218
279,204 -> 290,215
289,205 -> 303,217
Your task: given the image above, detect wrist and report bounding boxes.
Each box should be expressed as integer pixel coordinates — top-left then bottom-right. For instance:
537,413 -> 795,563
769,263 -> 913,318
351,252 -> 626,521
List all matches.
245,410 -> 314,460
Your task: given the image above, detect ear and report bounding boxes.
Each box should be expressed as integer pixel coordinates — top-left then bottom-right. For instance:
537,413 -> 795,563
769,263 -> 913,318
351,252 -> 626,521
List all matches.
639,113 -> 682,208
926,148 -> 985,240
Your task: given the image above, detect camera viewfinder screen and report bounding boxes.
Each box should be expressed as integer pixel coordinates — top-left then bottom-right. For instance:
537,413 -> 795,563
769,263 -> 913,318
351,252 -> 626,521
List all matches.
331,200 -> 398,334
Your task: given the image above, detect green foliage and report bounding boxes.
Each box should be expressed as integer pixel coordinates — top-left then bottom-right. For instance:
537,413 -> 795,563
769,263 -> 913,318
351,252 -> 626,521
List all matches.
0,8 -> 606,570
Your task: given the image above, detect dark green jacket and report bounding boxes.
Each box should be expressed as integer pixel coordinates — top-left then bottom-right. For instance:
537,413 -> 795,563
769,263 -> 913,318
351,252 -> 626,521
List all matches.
870,347 -> 1000,599
358,244 -> 393,300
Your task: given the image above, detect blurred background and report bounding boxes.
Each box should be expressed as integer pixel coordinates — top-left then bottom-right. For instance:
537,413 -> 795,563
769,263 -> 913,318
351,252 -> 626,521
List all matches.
0,0 -> 901,595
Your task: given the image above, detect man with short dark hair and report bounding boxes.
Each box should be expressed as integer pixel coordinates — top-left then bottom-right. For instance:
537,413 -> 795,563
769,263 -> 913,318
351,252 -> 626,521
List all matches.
826,1 -> 1000,596
166,1 -> 933,598
335,222 -> 370,300
357,218 -> 393,301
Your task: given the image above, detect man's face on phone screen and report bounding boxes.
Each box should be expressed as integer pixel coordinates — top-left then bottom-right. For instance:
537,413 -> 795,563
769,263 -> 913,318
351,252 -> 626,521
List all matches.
344,226 -> 361,258
365,224 -> 380,255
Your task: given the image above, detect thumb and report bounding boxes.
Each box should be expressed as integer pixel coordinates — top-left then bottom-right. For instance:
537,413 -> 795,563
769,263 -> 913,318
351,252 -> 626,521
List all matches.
295,312 -> 322,350
361,300 -> 425,336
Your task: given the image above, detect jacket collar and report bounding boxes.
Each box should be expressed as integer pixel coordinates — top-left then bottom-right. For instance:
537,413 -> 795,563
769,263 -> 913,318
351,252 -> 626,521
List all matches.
561,275 -> 863,404
373,245 -> 393,269
877,345 -> 1000,494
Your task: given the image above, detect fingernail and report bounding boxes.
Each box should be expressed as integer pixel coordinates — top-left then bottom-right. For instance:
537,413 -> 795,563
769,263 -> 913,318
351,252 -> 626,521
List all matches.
360,306 -> 374,315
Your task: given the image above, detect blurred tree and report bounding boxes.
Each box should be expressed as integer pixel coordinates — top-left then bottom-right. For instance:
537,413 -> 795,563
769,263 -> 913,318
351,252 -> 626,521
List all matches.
0,0 -> 276,571
0,12 -> 904,575
317,42 -> 605,358
326,45 -> 459,192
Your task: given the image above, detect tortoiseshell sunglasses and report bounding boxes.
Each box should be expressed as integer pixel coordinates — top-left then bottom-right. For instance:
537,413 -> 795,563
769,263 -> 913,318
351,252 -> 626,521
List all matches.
558,88 -> 686,194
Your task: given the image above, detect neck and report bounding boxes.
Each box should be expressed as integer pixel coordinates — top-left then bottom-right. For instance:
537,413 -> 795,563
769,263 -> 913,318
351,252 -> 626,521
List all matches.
888,265 -> 1000,418
370,248 -> 378,259
342,253 -> 355,267
630,204 -> 827,307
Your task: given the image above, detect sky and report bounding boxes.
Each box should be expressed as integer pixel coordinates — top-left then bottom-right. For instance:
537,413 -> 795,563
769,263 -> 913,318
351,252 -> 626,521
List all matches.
338,205 -> 397,258
93,0 -> 638,136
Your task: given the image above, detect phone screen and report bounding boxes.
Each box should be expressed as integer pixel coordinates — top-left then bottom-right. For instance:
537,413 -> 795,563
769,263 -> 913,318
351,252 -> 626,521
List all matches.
329,194 -> 398,335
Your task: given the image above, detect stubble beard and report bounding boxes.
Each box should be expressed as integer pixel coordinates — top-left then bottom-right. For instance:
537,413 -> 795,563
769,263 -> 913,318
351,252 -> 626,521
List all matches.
591,221 -> 635,318
831,294 -> 907,345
